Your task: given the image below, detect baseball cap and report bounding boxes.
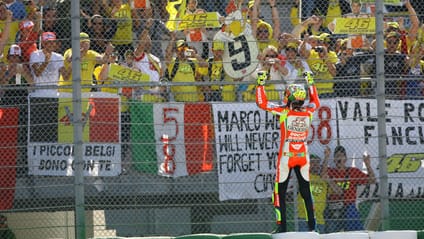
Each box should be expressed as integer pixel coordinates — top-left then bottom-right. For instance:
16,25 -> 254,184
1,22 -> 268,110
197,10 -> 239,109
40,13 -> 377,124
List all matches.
212,40 -> 224,50
386,31 -> 400,39
175,39 -> 187,49
248,0 -> 254,9
319,33 -> 331,42
387,21 -> 399,29
19,20 -> 34,30
8,44 -> 22,56
124,49 -> 134,57
286,42 -> 298,49
42,32 -> 56,41
80,32 -> 90,42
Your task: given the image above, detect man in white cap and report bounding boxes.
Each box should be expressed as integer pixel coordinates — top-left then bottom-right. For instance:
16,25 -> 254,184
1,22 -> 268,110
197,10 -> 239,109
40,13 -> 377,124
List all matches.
29,31 -> 68,95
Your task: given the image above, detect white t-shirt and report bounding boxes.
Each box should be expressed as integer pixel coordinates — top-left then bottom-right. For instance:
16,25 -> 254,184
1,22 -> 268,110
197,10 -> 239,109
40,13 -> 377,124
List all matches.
133,52 -> 161,82
29,50 -> 64,94
285,60 -> 311,85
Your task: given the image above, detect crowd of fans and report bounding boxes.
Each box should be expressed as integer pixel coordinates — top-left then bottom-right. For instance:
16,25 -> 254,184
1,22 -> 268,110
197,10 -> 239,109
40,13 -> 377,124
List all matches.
0,0 -> 424,104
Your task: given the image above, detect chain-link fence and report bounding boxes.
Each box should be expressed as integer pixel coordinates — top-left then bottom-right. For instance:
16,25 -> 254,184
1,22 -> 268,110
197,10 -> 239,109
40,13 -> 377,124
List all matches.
0,0 -> 424,238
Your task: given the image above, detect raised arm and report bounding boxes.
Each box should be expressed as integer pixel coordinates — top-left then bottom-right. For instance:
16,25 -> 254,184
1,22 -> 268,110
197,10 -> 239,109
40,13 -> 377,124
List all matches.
0,10 -> 12,55
363,152 -> 376,184
405,0 -> 419,41
304,72 -> 320,111
251,0 -> 260,37
268,0 -> 280,40
164,31 -> 177,68
134,18 -> 153,57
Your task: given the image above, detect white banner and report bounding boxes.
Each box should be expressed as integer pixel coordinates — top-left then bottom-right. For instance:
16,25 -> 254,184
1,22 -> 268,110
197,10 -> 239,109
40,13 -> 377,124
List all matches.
28,143 -> 121,176
27,92 -> 122,177
213,99 -> 424,201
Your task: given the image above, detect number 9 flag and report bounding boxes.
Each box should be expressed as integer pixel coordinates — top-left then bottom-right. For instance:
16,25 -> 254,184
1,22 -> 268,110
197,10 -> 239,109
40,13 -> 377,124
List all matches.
222,34 -> 259,78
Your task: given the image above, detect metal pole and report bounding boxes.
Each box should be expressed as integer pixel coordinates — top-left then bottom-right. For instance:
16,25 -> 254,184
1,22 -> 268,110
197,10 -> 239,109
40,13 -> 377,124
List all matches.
375,0 -> 389,231
71,0 -> 86,238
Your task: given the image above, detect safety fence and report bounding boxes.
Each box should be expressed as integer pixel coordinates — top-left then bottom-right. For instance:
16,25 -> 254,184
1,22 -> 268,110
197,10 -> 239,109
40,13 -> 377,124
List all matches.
1,0 -> 424,239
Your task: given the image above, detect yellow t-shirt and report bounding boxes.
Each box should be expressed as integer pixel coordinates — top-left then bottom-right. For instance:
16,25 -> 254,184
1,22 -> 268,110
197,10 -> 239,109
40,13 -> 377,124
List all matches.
242,83 -> 279,102
110,3 -> 133,46
0,20 -> 19,62
198,60 -> 236,102
297,174 -> 328,225
307,50 -> 338,94
324,0 -> 342,27
290,6 -> 299,27
168,59 -> 200,102
59,49 -> 101,92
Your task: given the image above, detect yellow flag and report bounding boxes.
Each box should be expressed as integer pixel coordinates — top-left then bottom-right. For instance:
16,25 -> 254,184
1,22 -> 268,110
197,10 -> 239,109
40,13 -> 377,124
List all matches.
165,0 -> 187,31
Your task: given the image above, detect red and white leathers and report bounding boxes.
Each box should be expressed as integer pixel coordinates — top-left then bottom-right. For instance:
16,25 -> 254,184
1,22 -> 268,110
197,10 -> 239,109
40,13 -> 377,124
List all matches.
256,83 -> 320,232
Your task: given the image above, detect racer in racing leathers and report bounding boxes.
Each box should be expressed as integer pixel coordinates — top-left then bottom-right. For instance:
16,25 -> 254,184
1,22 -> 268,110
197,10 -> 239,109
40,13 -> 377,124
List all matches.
256,71 -> 320,233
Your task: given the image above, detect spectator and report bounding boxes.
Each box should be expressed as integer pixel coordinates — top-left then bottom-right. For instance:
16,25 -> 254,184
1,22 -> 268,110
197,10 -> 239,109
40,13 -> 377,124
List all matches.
102,0 -> 134,60
41,6 -> 68,53
386,1 -> 419,55
4,0 -> 26,20
164,34 -> 207,102
197,0 -> 227,16
300,33 -> 338,97
131,0 -> 153,31
131,20 -> 163,103
297,14 -> 331,40
277,32 -> 298,55
22,0 -> 41,24
405,41 -> 423,98
251,0 -> 281,52
321,0 -> 351,27
95,51 -> 120,94
243,45 -> 288,102
85,14 -> 117,53
29,32 -> 68,94
284,42 -> 312,85
299,0 -> 351,27
0,4 -> 18,61
183,0 -> 209,59
121,49 -> 135,68
289,0 -> 300,27
334,38 -> 374,97
256,72 -> 320,233
16,20 -> 39,63
145,6 -> 170,60
297,147 -> 331,233
0,7 -> 13,61
59,32 -> 114,93
324,145 -> 376,233
199,40 -> 240,102
328,0 -> 371,51
370,31 -> 409,98
0,44 -> 33,105
0,215 -> 16,239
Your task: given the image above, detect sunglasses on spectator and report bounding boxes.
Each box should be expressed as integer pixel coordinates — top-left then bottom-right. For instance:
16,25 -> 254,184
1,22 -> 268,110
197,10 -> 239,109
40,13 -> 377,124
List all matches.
177,46 -> 188,52
258,29 -> 269,34
266,54 -> 277,57
285,47 -> 297,52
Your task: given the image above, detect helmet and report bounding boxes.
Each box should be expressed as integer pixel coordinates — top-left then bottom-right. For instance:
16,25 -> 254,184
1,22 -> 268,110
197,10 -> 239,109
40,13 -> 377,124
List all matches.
283,84 -> 307,105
